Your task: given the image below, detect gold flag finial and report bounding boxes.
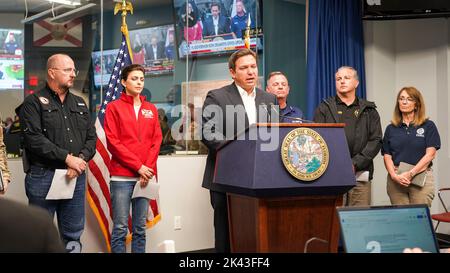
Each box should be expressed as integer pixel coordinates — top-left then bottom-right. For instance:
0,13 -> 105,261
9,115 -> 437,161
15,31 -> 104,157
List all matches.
244,14 -> 251,49
114,0 -> 133,33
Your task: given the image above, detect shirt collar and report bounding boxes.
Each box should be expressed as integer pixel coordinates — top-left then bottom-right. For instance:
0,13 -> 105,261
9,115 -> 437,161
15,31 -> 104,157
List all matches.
120,91 -> 145,105
281,105 -> 292,113
400,121 -> 415,128
336,95 -> 359,107
236,84 -> 256,98
45,84 -> 70,100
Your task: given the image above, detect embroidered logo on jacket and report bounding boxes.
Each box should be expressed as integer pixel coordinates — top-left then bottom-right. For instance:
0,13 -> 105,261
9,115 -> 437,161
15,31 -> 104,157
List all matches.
141,109 -> 154,119
416,128 -> 425,137
39,97 -> 49,105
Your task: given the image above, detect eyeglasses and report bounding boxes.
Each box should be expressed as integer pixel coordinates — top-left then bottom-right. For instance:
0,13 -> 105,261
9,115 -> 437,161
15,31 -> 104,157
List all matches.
398,97 -> 415,103
51,68 -> 79,76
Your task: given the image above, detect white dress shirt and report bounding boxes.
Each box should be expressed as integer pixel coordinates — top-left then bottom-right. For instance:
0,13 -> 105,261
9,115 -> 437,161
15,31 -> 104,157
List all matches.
236,84 -> 257,125
152,46 -> 158,59
213,17 -> 219,35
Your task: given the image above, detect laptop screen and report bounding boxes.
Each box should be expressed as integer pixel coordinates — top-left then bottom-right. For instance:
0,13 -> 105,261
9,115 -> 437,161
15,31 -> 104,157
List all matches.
337,204 -> 439,253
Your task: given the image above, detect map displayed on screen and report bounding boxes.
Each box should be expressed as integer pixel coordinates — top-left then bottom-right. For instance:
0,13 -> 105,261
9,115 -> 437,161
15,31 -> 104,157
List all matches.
0,28 -> 24,90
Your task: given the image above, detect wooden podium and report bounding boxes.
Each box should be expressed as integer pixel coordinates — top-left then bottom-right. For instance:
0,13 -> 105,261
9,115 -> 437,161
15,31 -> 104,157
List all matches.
213,123 -> 355,253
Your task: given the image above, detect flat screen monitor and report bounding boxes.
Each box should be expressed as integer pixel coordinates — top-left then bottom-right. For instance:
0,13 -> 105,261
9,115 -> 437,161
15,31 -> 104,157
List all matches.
337,204 -> 440,253
0,28 -> 24,90
129,24 -> 175,75
173,0 -> 263,58
362,0 -> 450,20
91,49 -> 119,88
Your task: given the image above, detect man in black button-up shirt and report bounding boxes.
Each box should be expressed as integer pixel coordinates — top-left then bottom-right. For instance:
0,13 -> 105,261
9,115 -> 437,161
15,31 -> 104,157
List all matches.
19,54 -> 96,252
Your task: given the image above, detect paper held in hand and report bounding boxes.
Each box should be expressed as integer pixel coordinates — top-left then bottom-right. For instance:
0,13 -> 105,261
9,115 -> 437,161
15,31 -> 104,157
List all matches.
397,162 -> 427,187
132,176 -> 159,200
46,169 -> 77,200
355,171 -> 370,182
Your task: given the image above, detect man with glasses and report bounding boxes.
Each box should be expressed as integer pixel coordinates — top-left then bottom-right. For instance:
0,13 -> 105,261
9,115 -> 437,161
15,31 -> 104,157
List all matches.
18,53 -> 96,252
313,66 -> 382,206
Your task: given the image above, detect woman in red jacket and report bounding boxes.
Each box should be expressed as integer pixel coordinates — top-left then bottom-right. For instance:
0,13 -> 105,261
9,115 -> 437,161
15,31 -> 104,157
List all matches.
104,64 -> 162,253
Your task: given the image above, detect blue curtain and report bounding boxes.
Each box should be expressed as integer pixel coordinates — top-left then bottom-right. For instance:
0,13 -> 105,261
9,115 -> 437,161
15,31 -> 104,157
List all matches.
305,0 -> 366,119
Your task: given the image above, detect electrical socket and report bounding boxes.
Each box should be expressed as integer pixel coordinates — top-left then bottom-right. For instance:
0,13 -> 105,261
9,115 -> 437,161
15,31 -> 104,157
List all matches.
174,216 -> 181,230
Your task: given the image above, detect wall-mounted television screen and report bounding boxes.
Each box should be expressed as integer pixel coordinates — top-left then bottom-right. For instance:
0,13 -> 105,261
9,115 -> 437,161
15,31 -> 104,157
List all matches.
362,0 -> 450,20
129,24 -> 175,75
0,28 -> 24,89
173,0 -> 263,58
91,49 -> 119,88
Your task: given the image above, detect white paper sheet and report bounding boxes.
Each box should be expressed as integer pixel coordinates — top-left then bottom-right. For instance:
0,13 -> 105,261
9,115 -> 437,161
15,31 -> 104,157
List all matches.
132,176 -> 159,200
355,171 -> 370,182
45,169 -> 77,200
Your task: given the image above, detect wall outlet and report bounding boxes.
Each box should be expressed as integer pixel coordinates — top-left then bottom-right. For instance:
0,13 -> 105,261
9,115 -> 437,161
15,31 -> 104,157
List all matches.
174,216 -> 181,230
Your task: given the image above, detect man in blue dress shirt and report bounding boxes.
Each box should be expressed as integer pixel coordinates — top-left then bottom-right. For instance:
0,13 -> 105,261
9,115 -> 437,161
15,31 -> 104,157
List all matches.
266,71 -> 304,123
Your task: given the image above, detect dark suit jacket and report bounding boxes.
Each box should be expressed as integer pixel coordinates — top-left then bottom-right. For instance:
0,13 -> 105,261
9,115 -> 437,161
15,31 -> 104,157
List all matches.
202,15 -> 231,37
145,42 -> 166,61
0,198 -> 65,253
201,83 -> 278,191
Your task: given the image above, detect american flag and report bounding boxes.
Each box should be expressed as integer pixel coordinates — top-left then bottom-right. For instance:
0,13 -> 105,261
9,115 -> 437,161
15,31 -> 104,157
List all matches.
86,33 -> 161,252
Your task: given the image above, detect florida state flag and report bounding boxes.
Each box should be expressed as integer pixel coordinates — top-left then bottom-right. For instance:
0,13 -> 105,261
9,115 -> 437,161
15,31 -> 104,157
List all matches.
33,17 -> 83,47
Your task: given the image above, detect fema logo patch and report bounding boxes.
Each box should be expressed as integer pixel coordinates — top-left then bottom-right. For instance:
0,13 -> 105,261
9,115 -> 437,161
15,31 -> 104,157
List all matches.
416,128 -> 425,137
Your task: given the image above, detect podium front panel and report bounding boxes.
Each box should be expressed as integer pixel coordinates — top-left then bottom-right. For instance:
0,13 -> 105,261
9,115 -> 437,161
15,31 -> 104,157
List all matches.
214,125 -> 355,197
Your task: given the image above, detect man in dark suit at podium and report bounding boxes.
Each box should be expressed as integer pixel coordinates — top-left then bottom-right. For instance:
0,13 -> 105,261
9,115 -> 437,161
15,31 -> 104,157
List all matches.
201,48 -> 277,253
313,66 -> 382,206
202,3 -> 231,38
145,36 -> 166,61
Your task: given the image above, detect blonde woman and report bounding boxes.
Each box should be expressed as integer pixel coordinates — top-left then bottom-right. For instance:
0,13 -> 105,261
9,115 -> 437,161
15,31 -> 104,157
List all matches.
381,87 -> 441,206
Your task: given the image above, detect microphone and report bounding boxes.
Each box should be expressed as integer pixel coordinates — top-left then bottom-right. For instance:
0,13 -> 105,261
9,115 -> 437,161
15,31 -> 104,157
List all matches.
260,102 -> 272,122
268,103 -> 314,123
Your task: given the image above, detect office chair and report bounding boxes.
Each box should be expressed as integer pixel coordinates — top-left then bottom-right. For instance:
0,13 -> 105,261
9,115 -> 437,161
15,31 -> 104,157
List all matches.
432,188 -> 450,246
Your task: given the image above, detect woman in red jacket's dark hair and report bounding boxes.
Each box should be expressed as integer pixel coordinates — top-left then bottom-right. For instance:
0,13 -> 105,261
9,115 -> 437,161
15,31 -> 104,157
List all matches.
104,64 -> 162,253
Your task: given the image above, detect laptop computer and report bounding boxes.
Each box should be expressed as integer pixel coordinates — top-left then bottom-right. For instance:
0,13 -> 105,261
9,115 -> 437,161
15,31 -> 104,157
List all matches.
337,204 -> 440,253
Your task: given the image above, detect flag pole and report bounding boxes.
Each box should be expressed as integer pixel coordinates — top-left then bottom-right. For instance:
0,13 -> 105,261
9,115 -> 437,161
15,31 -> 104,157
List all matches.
244,13 -> 251,49
114,0 -> 134,63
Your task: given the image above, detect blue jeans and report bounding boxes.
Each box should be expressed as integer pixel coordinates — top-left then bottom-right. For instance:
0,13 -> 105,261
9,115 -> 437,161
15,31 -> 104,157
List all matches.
110,181 -> 149,253
25,165 -> 85,253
